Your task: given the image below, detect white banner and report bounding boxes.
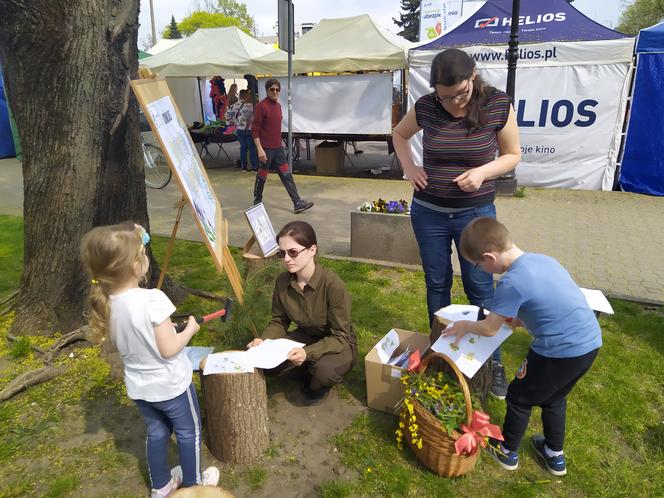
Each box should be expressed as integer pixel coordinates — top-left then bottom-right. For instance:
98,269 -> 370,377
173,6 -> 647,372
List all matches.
420,1 -> 464,41
258,73 -> 392,135
408,42 -> 633,190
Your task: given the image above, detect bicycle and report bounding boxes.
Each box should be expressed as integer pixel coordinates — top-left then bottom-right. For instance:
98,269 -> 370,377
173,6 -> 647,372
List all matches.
140,111 -> 172,189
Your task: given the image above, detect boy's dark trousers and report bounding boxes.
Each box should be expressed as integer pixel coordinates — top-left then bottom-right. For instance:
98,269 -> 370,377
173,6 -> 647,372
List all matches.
502,347 -> 599,452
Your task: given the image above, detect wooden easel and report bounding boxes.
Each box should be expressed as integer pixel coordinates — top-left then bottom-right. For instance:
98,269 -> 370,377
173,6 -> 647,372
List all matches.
131,70 -> 245,304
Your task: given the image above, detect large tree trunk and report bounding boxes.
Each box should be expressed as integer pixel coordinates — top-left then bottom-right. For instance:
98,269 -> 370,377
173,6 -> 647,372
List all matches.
199,367 -> 269,464
0,1 -> 183,336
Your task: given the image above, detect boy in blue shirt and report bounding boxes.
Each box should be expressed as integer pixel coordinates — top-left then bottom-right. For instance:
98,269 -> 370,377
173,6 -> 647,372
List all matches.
443,217 -> 601,476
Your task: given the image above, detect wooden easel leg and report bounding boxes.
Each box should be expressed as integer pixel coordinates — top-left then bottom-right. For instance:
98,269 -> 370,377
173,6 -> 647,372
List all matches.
157,197 -> 187,290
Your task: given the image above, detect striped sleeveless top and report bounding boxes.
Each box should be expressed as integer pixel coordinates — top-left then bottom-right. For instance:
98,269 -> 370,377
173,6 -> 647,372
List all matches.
414,89 -> 511,208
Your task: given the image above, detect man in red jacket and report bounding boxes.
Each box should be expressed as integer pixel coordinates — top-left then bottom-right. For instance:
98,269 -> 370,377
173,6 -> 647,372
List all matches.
252,79 -> 313,213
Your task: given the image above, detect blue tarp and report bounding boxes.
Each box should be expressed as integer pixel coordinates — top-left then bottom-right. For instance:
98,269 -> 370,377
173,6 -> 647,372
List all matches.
0,71 -> 15,159
620,21 -> 664,196
415,0 -> 627,49
635,20 -> 664,53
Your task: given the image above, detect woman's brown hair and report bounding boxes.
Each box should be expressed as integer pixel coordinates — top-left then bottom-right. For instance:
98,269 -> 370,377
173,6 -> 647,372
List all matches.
429,48 -> 496,132
276,221 -> 317,248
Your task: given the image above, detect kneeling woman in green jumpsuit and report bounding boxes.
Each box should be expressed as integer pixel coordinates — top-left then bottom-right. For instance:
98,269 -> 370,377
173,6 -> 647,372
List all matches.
247,221 -> 357,405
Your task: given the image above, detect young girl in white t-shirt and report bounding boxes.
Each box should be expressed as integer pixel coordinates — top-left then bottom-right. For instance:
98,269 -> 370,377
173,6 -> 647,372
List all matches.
80,222 -> 219,497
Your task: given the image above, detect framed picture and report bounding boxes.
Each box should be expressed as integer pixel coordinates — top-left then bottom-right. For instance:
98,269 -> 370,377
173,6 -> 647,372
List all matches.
244,203 -> 279,257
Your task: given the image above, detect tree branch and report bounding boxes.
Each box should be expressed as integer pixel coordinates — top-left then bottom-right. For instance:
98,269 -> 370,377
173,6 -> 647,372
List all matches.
179,285 -> 229,302
0,365 -> 66,402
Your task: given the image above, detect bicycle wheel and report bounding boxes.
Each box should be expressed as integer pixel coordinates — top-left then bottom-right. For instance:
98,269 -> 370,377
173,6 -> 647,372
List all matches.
143,142 -> 172,189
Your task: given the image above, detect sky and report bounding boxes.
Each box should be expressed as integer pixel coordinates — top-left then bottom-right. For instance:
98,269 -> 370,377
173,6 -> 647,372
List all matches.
137,0 -> 628,46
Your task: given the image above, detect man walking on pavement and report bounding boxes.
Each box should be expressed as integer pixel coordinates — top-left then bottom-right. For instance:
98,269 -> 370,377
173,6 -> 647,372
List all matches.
252,78 -> 313,213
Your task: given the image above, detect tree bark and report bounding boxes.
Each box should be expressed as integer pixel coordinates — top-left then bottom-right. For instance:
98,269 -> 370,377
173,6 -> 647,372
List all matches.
199,366 -> 269,464
0,1 -> 184,335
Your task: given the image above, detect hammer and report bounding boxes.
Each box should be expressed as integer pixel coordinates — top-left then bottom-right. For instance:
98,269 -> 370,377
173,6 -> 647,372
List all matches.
174,298 -> 233,333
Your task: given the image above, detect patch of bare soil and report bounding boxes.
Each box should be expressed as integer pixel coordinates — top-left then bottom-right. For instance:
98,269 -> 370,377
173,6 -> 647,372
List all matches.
219,378 -> 365,497
38,379 -> 365,497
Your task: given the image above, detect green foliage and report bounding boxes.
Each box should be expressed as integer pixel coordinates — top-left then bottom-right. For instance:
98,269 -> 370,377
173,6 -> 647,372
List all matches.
44,475 -> 79,497
8,336 -> 30,358
0,215 -> 23,300
216,0 -> 255,33
616,0 -> 664,34
241,465 -> 267,490
514,186 -> 527,198
163,11 -> 249,38
393,0 -> 421,42
166,14 -> 182,39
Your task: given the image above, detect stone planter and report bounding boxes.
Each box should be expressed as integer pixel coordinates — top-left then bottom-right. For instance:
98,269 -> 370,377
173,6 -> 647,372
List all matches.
350,211 -> 422,266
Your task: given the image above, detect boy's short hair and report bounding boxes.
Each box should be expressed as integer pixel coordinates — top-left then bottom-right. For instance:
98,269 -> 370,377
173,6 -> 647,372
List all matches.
460,217 -> 512,262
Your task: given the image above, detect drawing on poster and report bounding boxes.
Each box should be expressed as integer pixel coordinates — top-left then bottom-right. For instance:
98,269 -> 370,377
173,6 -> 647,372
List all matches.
244,203 -> 279,257
146,95 -> 217,247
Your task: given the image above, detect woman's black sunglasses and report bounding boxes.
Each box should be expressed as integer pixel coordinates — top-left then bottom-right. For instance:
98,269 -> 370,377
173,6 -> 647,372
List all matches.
276,247 -> 309,259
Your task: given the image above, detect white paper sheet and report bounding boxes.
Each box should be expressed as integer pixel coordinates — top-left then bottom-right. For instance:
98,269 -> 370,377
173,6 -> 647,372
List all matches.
431,322 -> 513,379
374,329 -> 400,364
203,352 -> 254,375
580,288 -> 614,314
434,304 -> 483,323
243,338 -> 306,369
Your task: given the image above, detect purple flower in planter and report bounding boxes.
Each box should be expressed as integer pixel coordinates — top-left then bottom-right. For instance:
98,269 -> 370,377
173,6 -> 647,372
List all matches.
386,201 -> 405,214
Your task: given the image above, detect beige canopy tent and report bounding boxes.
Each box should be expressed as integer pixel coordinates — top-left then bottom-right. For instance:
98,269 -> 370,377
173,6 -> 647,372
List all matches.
141,26 -> 282,78
252,15 -> 414,75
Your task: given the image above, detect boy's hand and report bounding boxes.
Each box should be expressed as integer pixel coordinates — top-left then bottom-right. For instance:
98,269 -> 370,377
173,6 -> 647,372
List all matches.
505,317 -> 525,329
441,321 -> 471,346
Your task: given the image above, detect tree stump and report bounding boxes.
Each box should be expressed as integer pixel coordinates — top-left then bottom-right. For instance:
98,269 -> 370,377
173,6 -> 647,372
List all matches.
429,317 -> 493,409
241,236 -> 278,280
199,360 -> 269,463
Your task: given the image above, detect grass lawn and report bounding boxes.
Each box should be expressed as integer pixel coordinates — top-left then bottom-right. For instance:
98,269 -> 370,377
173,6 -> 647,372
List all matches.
0,214 -> 663,497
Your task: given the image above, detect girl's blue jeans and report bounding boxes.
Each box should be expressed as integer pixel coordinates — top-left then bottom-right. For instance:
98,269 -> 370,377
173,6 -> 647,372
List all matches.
134,383 -> 202,489
410,201 -> 501,362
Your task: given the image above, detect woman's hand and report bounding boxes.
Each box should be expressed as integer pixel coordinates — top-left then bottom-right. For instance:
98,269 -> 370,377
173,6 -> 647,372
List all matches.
246,337 -> 264,349
404,164 -> 428,191
453,167 -> 486,192
287,347 -> 306,366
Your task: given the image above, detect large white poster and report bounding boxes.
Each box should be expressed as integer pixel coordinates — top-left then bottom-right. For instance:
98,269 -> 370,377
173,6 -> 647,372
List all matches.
408,40 -> 633,190
258,73 -> 393,135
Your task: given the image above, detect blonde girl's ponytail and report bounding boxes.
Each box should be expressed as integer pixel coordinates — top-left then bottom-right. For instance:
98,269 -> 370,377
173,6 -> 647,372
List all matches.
80,222 -> 144,340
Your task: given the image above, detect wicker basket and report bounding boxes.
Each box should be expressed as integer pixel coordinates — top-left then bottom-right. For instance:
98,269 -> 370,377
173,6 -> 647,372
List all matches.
400,352 -> 479,477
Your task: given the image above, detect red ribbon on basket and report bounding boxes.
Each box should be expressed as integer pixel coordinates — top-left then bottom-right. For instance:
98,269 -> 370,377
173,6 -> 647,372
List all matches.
454,410 -> 504,456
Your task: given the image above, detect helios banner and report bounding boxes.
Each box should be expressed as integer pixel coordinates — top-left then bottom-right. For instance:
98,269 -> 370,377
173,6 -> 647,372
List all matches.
408,40 -> 633,190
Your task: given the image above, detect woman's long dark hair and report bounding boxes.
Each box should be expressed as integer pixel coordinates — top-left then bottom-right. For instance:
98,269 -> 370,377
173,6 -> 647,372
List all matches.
429,48 -> 495,132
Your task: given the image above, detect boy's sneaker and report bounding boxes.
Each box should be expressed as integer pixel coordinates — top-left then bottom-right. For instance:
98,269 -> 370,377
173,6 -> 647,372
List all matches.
293,200 -> 314,213
490,361 -> 508,400
170,466 -> 183,488
202,465 -> 220,487
531,434 -> 567,476
486,437 -> 519,470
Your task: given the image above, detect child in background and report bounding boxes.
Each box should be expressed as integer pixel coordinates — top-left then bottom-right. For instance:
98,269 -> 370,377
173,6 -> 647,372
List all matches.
443,217 -> 602,476
80,222 -> 219,497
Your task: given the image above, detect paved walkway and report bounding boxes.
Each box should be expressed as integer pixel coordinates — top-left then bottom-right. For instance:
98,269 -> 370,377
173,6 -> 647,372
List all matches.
2,148 -> 663,304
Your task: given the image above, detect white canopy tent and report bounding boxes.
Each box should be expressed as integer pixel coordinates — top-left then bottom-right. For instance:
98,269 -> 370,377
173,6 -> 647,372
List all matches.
140,27 -> 282,123
252,15 -> 414,135
146,38 -> 184,55
252,14 -> 413,75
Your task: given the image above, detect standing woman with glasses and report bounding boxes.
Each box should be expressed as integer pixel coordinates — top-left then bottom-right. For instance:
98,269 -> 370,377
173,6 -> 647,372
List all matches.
247,221 -> 357,405
392,48 -> 521,399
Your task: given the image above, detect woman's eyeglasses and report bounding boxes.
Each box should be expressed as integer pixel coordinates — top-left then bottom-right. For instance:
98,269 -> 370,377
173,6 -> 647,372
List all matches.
436,80 -> 471,104
268,87 -> 281,93
276,247 -> 308,259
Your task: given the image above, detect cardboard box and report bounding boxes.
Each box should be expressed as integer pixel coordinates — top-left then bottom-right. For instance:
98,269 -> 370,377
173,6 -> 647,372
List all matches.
365,329 -> 431,414
315,140 -> 344,175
